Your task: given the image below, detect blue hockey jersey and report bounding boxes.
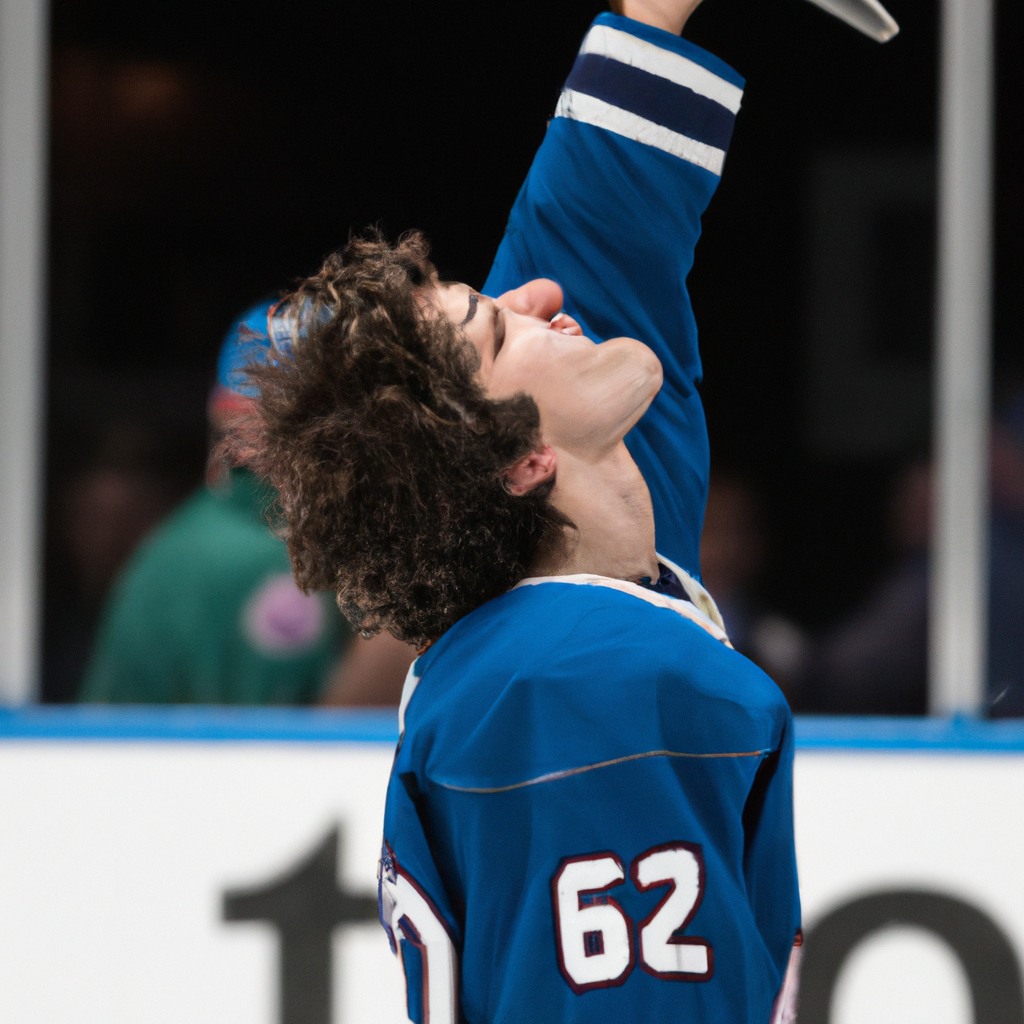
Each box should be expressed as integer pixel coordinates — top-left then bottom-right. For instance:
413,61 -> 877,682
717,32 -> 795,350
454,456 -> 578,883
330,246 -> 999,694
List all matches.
483,11 -> 745,579
380,15 -> 801,1024
380,572 -> 799,1023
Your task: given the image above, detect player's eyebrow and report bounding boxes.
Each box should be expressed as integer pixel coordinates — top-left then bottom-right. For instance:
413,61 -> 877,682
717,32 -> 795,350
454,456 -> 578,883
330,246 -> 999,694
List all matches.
459,292 -> 479,327
491,300 -> 504,356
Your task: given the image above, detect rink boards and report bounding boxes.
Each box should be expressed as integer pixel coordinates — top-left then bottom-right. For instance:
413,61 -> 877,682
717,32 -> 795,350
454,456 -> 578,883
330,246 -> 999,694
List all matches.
0,709 -> 1022,1024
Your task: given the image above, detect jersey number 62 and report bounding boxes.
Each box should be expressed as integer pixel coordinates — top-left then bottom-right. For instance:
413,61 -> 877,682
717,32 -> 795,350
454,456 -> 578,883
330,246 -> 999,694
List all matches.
551,841 -> 713,993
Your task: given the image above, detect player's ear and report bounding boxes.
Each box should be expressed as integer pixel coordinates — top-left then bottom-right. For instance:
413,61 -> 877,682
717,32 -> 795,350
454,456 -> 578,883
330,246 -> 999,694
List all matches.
505,445 -> 557,496
496,279 -> 563,321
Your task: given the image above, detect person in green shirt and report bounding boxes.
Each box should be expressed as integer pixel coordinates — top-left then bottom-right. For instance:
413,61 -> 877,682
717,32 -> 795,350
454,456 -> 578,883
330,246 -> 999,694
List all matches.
80,302 -> 351,704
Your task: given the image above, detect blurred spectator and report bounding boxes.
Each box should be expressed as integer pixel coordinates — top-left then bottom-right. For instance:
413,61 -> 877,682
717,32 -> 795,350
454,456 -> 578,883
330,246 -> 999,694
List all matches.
43,423 -> 195,702
806,462 -> 931,714
807,390 -> 1024,716
700,474 -> 809,700
80,302 -> 354,704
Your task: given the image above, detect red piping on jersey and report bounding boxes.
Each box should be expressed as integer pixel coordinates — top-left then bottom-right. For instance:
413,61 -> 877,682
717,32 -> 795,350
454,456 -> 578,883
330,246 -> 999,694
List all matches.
435,746 -> 770,794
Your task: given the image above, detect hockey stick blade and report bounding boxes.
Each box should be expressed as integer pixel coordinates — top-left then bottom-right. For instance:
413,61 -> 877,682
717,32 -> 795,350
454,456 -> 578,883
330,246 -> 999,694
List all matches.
801,0 -> 900,41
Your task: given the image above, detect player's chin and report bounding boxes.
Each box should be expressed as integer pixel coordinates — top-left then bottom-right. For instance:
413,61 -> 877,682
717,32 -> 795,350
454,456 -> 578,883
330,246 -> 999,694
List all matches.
605,334 -> 660,366
582,338 -> 662,430
608,336 -> 663,399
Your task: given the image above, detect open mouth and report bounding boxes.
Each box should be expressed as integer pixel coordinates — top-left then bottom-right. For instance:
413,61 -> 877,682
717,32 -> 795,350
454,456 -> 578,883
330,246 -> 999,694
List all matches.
550,311 -> 583,336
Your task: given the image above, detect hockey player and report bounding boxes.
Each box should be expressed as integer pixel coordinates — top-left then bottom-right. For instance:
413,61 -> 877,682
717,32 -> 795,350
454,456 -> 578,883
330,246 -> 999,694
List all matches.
239,0 -> 897,1019
374,7 -> 800,1020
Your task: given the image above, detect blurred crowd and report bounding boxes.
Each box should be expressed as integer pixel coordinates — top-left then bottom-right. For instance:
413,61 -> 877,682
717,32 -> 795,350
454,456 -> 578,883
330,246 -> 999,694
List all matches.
702,389 -> 1024,716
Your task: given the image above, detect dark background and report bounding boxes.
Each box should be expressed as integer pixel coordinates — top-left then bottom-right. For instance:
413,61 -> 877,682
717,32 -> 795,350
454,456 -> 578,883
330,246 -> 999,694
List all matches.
43,0 -> 1022,701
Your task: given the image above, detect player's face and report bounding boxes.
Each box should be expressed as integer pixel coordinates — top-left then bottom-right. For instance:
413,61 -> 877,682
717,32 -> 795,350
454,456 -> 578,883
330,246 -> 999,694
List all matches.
427,282 -> 663,457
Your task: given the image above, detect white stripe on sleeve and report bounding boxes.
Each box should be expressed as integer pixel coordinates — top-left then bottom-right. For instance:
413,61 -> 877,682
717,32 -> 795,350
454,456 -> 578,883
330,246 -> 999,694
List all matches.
580,24 -> 743,114
554,89 -> 727,176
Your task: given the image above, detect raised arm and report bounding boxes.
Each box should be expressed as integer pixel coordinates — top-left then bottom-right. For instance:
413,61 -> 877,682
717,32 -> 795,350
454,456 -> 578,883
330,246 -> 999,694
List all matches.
483,8 -> 745,576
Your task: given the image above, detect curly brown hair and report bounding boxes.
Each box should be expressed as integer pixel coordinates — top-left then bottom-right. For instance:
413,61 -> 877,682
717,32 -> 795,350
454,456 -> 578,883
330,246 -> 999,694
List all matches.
235,231 -> 571,647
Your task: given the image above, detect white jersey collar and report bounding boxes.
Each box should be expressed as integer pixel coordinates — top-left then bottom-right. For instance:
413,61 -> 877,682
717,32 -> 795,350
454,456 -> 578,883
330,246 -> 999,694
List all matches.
397,660 -> 422,738
514,553 -> 730,646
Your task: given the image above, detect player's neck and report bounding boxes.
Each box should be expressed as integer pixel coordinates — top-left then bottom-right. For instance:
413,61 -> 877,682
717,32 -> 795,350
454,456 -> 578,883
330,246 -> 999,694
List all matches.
537,441 -> 660,583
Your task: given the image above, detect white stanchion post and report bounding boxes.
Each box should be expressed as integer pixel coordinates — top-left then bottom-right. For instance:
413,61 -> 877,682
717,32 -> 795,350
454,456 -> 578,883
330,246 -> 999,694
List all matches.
929,0 -> 994,715
0,0 -> 48,703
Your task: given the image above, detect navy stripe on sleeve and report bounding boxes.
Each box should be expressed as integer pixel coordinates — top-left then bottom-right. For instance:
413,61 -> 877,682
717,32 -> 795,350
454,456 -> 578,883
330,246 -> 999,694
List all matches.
565,53 -> 737,154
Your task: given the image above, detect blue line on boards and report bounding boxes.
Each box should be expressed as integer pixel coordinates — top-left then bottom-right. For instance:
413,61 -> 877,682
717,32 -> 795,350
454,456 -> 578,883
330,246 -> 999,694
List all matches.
0,708 -> 1023,750
0,705 -> 401,743
795,715 -> 1024,753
